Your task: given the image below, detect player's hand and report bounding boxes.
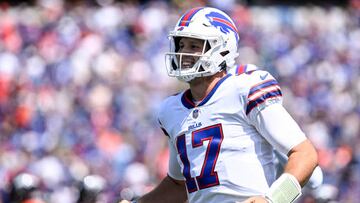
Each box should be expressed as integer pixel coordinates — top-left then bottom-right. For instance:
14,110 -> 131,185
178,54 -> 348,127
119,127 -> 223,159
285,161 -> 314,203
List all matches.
238,196 -> 269,203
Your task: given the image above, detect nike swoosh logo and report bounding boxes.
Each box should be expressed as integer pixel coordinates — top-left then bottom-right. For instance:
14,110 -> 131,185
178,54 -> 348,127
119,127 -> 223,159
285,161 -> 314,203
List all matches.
260,73 -> 268,80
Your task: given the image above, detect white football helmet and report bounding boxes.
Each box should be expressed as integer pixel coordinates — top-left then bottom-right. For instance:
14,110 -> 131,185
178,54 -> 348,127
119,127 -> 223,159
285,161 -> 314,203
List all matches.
165,7 -> 239,82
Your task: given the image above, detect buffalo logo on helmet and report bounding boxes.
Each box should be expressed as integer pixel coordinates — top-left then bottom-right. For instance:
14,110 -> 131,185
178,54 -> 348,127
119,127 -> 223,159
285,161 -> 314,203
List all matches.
205,11 -> 239,42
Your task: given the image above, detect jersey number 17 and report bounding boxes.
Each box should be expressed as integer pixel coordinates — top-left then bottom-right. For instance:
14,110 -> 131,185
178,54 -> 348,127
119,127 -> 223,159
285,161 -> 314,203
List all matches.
176,123 -> 224,193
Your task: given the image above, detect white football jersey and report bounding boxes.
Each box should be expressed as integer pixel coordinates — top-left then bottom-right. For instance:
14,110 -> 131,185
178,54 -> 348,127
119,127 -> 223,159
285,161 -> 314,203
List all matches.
158,64 -> 306,203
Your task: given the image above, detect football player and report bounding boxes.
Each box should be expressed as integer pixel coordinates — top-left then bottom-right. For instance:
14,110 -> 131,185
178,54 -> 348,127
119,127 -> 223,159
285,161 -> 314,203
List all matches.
126,7 -> 318,203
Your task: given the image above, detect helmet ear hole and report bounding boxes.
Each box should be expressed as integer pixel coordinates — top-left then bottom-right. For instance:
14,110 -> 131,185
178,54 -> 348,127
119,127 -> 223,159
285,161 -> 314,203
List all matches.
219,61 -> 227,71
204,41 -> 211,52
220,50 -> 230,56
198,65 -> 205,72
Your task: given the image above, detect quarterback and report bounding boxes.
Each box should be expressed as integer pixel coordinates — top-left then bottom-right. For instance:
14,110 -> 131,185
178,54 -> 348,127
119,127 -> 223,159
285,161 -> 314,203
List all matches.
128,7 -> 318,203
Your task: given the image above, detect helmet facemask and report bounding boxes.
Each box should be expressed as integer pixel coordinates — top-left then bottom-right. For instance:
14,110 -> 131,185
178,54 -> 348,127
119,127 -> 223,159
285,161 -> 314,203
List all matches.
165,34 -> 226,82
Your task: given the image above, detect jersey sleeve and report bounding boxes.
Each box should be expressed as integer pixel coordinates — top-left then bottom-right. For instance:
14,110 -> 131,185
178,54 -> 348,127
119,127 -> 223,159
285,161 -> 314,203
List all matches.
157,97 -> 184,180
157,99 -> 170,137
242,69 -> 306,154
245,70 -> 283,117
158,120 -> 170,137
252,103 -> 307,155
167,138 -> 184,180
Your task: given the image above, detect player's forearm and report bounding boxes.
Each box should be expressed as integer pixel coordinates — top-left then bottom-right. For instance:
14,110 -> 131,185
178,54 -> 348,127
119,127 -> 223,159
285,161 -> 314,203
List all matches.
137,175 -> 187,203
260,139 -> 318,203
284,139 -> 318,187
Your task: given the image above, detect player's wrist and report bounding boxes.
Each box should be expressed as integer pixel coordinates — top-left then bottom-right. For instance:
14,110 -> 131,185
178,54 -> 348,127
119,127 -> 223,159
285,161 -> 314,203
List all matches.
265,173 -> 302,203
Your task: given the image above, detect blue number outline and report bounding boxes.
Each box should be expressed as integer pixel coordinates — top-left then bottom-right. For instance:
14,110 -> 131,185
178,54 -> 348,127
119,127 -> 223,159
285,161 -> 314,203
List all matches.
176,124 -> 224,193
176,134 -> 197,193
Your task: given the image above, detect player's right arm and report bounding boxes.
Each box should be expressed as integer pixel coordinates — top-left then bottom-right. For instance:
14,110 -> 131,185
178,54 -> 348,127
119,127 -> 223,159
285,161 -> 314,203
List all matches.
119,175 -> 186,203
136,136 -> 187,203
132,98 -> 187,203
135,175 -> 187,203
121,136 -> 187,203
121,140 -> 187,203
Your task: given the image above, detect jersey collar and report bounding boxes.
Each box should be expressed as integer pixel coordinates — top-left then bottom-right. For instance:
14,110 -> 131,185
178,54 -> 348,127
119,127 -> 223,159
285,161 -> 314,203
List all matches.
181,74 -> 231,109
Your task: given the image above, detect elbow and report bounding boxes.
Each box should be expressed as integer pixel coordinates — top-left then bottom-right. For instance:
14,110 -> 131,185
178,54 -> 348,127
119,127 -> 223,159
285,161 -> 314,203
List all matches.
289,139 -> 319,171
301,139 -> 319,170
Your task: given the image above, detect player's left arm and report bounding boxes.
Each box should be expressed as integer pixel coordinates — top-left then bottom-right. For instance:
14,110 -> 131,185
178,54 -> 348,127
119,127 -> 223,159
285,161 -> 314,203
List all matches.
244,70 -> 318,185
254,102 -> 318,187
275,150 -> 323,189
243,104 -> 318,203
284,139 -> 318,187
243,70 -> 318,202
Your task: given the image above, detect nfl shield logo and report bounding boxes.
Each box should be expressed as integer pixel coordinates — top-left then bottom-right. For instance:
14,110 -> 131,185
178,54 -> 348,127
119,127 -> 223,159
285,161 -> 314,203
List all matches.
192,109 -> 199,119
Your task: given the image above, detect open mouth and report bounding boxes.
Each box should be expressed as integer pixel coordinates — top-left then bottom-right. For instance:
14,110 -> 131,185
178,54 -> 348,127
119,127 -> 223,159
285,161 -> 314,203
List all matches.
182,61 -> 194,69
180,55 -> 198,69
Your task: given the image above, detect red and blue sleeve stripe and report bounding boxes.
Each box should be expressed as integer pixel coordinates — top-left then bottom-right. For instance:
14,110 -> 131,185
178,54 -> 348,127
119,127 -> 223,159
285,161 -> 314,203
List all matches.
248,79 -> 279,96
246,79 -> 282,115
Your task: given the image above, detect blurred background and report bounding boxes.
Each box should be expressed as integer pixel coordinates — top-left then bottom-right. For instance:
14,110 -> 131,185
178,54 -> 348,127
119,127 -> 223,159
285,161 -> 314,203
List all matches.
0,0 -> 359,202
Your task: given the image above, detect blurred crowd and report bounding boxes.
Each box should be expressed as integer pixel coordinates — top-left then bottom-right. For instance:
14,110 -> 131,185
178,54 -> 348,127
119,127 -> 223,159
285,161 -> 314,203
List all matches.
0,0 -> 359,202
